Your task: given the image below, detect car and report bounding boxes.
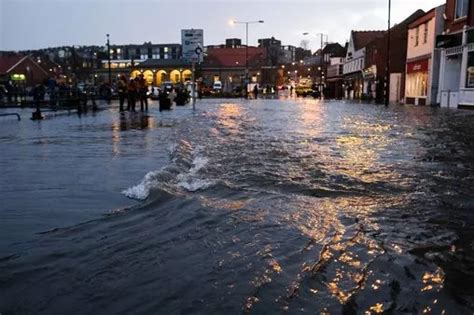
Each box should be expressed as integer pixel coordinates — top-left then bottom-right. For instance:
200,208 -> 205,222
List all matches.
213,81 -> 222,91
295,85 -> 315,97
161,81 -> 174,92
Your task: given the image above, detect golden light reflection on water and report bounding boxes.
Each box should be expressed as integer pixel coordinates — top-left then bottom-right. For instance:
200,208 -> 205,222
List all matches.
294,100 -> 325,137
336,119 -> 398,184
367,303 -> 384,314
216,103 -> 245,136
111,120 -> 121,156
421,268 -> 445,293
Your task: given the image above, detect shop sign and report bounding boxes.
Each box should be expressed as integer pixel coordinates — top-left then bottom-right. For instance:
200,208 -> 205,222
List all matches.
407,59 -> 429,73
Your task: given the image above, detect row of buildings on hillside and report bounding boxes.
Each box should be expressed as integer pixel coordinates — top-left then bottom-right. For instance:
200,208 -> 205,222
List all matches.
0,36 -> 313,94
335,0 -> 473,108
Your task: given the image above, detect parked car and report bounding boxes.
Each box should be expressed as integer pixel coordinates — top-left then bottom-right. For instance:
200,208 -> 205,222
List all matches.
213,81 -> 222,91
161,81 -> 173,92
295,85 -> 315,97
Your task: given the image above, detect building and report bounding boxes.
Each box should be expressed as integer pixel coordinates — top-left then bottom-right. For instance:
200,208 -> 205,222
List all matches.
258,37 -> 282,48
0,54 -> 49,86
343,30 -> 386,99
325,43 -> 347,99
226,38 -> 242,48
201,46 -> 267,90
405,5 -> 445,105
86,42 -> 186,85
281,45 -> 297,64
437,0 -> 474,108
363,10 -> 426,103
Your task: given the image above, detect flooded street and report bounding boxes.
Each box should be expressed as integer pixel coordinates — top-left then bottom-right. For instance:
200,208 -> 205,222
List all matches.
1,99 -> 474,314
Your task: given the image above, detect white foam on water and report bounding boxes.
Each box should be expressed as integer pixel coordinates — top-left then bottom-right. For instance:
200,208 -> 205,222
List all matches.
190,156 -> 209,173
177,154 -> 215,192
122,170 -> 162,200
177,177 -> 215,192
123,141 -> 213,200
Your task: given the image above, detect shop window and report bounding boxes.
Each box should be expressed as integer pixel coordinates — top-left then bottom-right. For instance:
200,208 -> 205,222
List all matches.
467,52 -> 474,88
455,0 -> 469,19
406,72 -> 428,97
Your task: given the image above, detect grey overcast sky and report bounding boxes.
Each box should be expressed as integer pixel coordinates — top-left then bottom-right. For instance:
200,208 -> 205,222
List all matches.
0,0 -> 443,52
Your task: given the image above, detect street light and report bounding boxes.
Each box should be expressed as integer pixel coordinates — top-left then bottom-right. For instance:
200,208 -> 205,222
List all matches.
230,19 -> 264,98
305,33 -> 328,99
302,32 -> 329,53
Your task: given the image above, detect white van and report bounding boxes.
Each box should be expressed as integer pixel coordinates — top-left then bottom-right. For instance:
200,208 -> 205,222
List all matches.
213,81 -> 222,91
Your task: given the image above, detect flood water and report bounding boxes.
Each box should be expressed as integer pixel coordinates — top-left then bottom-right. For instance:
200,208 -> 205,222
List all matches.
1,99 -> 474,314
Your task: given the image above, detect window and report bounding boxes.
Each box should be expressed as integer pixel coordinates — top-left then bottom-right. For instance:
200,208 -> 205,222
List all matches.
423,23 -> 428,44
455,0 -> 469,19
467,52 -> 474,88
415,27 -> 420,46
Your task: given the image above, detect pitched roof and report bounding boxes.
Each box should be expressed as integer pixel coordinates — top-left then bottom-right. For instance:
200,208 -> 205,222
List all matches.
0,55 -> 26,74
322,43 -> 347,58
352,31 -> 386,50
204,47 -> 267,68
408,7 -> 437,29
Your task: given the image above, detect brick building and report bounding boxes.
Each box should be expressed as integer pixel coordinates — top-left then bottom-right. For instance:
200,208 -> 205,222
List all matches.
364,10 -> 426,103
200,47 -> 267,90
0,55 -> 49,86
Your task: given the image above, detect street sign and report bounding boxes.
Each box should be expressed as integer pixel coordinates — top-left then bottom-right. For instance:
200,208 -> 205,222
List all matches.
181,29 -> 204,63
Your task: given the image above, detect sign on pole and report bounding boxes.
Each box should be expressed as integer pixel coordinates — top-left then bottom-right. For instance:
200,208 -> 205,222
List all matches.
181,29 -> 204,63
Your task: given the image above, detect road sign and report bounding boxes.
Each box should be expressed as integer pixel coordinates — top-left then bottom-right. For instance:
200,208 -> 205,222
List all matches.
182,29 -> 204,63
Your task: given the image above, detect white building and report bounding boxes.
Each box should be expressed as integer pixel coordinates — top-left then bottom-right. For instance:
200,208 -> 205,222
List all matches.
437,0 -> 474,108
343,31 -> 385,99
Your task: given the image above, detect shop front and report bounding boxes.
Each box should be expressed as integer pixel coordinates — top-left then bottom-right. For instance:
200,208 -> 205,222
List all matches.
458,30 -> 474,108
405,58 -> 430,105
343,72 -> 364,100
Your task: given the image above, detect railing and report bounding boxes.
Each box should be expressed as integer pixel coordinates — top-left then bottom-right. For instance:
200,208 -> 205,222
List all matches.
446,46 -> 463,56
0,113 -> 20,121
468,43 -> 474,52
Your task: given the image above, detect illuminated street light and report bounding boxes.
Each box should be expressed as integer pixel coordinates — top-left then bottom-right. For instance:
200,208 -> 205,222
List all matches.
229,19 -> 264,98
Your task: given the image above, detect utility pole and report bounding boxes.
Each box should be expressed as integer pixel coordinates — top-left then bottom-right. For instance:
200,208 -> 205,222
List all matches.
385,0 -> 391,106
107,34 -> 111,85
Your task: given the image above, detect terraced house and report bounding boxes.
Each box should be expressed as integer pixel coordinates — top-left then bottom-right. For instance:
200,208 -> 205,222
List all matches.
437,0 -> 474,108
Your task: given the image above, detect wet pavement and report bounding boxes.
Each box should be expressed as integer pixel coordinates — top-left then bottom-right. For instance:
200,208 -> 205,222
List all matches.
0,99 -> 474,314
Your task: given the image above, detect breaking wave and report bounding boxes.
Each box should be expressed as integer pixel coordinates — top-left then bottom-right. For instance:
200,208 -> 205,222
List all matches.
122,140 -> 214,200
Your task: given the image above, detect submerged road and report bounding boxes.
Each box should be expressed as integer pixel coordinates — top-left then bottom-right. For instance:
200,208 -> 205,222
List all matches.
0,99 -> 473,313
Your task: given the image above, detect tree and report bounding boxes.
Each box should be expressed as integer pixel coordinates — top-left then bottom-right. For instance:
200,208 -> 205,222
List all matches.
300,40 -> 310,51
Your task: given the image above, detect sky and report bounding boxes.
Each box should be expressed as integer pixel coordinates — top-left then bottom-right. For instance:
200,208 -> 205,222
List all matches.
0,0 -> 443,52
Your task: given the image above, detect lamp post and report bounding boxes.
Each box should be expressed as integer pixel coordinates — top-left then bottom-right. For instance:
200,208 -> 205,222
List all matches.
230,20 -> 264,98
302,32 -> 328,54
303,32 -> 328,99
385,0 -> 391,107
106,34 -> 111,87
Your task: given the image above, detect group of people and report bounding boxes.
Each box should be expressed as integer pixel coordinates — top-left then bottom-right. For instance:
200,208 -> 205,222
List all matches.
117,74 -> 148,112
